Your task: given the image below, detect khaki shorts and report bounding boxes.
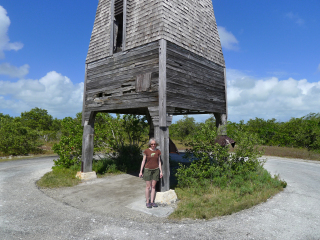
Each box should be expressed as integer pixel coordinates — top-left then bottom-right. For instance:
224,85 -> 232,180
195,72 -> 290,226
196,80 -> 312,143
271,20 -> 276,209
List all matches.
143,168 -> 160,181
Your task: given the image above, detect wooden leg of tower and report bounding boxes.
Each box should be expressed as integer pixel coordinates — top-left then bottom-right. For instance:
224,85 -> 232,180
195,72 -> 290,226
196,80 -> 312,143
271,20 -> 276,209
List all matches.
146,111 -> 155,139
214,113 -> 227,135
81,113 -> 96,173
159,126 -> 170,192
148,107 -> 172,192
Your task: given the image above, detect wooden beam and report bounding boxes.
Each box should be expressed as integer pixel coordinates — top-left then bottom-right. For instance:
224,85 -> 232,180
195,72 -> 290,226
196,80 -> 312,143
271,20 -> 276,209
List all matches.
214,113 -> 227,135
82,112 -> 96,172
159,126 -> 170,192
159,39 -> 167,127
82,64 -> 88,126
224,67 -> 228,119
148,105 -> 171,192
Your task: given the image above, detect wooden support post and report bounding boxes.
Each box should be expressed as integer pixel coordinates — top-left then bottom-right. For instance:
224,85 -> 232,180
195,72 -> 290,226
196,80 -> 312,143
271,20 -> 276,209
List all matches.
82,64 -> 88,126
82,112 -> 96,172
158,39 -> 170,191
214,68 -> 228,136
214,113 -> 227,135
159,39 -> 167,127
159,126 -> 170,192
146,111 -> 154,139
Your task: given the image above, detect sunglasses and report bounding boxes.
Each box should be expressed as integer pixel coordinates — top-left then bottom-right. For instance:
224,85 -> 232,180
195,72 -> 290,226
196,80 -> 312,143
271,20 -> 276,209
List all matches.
150,143 -> 156,145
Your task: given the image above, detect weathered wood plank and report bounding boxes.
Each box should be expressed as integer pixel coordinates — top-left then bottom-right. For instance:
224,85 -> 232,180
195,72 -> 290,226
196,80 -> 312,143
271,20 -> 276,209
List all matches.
122,0 -> 127,51
82,64 -> 88,126
159,39 -> 167,127
82,112 -> 96,172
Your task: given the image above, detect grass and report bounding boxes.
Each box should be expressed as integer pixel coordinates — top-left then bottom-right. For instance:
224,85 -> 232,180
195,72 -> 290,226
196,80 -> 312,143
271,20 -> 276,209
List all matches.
36,158 -> 126,188
169,167 -> 287,220
261,145 -> 320,161
36,166 -> 81,188
170,139 -> 189,150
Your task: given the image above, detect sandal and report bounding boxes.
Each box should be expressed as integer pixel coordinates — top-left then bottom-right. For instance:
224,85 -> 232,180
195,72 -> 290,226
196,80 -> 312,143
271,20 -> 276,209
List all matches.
151,203 -> 158,207
146,203 -> 152,208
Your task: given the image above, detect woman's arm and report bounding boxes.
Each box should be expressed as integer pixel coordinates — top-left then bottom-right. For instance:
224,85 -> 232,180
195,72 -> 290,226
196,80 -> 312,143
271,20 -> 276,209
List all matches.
139,154 -> 146,178
158,155 -> 163,178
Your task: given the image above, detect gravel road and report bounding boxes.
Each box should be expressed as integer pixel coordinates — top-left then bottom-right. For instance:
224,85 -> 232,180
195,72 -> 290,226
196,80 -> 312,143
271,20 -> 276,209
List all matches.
1,156 -> 319,240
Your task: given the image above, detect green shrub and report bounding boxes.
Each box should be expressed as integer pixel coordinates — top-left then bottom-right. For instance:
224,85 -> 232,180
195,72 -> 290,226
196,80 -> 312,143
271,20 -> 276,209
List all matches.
110,144 -> 143,172
52,114 -> 83,168
52,112 -> 148,171
176,120 -> 266,189
0,117 -> 42,156
92,158 -> 121,175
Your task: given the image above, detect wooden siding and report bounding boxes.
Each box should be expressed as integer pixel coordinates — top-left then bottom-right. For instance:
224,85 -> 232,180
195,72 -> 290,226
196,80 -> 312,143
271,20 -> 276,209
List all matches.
166,42 -> 226,113
86,0 -> 112,63
86,0 -> 225,67
83,41 -> 160,121
161,0 -> 225,67
126,0 -> 224,66
125,0 -> 163,50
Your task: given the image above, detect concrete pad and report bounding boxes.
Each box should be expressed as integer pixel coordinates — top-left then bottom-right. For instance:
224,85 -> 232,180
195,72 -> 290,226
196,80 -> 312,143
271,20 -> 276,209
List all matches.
126,198 -> 175,218
42,173 -> 176,220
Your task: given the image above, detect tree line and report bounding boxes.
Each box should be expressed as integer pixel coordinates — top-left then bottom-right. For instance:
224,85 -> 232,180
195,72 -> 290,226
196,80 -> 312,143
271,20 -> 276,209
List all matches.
1,108 -> 319,157
170,113 -> 320,152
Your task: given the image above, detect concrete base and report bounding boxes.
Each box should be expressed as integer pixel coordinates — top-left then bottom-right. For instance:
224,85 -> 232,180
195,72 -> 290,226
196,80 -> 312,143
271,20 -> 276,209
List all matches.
155,189 -> 177,205
76,171 -> 97,181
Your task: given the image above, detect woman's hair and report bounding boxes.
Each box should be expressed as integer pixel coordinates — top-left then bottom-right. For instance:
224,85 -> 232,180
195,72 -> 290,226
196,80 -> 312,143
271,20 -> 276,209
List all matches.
148,138 -> 158,146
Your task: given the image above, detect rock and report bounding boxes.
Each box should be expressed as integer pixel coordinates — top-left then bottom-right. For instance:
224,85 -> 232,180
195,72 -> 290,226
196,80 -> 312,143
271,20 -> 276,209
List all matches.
155,189 -> 177,205
76,171 -> 97,181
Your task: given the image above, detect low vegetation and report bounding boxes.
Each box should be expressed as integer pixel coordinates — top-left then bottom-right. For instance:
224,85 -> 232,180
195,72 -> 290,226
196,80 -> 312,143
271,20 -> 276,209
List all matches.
37,113 -> 146,188
169,121 -> 286,220
37,165 -> 81,188
170,114 -> 320,160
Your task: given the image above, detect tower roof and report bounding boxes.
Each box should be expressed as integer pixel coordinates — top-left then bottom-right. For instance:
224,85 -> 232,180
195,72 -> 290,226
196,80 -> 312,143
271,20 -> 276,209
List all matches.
86,0 -> 225,67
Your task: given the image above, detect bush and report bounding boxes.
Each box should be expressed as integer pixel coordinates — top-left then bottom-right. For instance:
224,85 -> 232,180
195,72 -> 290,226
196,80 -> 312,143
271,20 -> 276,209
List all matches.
52,114 -> 83,168
52,112 -> 148,170
171,121 -> 286,220
0,117 -> 42,156
110,144 -> 143,172
176,120 -> 264,189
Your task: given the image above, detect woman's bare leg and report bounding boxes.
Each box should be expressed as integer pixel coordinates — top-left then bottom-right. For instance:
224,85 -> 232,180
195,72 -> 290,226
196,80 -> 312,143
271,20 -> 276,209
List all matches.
150,180 -> 157,203
145,181 -> 151,203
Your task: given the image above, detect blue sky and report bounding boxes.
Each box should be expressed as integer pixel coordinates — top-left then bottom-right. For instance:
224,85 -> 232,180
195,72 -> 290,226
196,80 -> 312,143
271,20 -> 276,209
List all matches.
0,0 -> 319,123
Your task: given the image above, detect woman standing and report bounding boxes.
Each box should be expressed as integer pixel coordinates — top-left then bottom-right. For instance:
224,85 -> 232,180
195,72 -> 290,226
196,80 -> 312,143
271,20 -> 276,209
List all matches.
139,138 -> 163,208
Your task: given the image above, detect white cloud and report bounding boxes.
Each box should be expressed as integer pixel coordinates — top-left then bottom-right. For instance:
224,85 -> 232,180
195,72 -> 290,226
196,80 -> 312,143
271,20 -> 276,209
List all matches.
217,26 -> 239,50
227,69 -> 320,122
0,63 -> 29,78
285,12 -> 305,26
0,71 -> 83,118
0,6 -> 23,58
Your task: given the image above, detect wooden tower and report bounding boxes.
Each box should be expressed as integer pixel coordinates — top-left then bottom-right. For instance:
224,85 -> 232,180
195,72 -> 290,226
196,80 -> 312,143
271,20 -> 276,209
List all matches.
81,0 -> 228,191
